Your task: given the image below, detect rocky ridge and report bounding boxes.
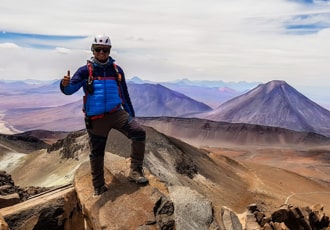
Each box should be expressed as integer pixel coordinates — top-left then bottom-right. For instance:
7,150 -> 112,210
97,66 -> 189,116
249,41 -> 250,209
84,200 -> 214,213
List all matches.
0,132 -> 49,153
0,128 -> 330,229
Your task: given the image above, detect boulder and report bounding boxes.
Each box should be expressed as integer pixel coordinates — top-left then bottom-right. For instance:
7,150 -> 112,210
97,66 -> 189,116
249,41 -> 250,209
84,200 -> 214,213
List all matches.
0,187 -> 83,230
169,185 -> 219,230
219,206 -> 243,230
0,193 -> 20,208
74,153 -> 175,230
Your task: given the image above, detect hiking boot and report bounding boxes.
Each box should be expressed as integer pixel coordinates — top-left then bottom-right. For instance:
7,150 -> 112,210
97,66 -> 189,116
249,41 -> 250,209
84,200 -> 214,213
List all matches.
128,166 -> 149,184
93,185 -> 108,197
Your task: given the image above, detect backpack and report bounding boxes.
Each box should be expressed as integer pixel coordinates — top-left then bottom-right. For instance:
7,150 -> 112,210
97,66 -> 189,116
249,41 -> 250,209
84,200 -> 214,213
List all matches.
86,61 -> 122,94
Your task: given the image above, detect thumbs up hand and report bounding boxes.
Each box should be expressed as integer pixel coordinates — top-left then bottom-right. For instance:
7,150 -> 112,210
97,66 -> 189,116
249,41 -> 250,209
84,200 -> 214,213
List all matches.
62,70 -> 71,87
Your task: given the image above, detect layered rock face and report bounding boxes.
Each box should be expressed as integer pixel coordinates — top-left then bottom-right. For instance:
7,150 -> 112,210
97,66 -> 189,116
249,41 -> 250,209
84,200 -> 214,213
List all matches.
0,171 -> 83,230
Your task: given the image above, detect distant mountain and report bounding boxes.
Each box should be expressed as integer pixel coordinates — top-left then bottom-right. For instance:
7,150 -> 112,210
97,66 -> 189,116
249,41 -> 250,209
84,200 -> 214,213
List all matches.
128,78 -> 249,108
0,80 -> 36,95
0,80 -> 82,111
4,101 -> 85,132
201,80 -> 330,137
0,80 -> 58,95
171,78 -> 260,91
128,77 -> 260,91
137,117 -> 330,148
0,80 -> 61,95
128,83 -> 212,117
129,76 -> 153,84
161,83 -> 241,108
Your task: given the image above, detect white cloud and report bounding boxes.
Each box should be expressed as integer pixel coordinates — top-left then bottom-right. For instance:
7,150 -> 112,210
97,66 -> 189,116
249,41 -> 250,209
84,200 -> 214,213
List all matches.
0,42 -> 20,48
55,47 -> 72,54
0,0 -> 330,93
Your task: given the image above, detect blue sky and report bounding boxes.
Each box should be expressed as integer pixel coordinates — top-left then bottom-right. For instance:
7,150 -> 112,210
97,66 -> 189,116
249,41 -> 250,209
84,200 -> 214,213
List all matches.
1,0 -> 330,92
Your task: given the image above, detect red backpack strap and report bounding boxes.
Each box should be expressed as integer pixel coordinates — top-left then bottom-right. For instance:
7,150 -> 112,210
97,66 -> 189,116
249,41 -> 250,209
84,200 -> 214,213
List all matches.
113,63 -> 122,85
87,61 -> 94,83
83,61 -> 95,115
112,62 -> 125,105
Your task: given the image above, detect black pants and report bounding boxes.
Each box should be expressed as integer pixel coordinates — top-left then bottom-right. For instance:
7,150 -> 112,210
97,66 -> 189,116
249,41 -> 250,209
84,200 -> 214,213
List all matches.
87,109 -> 146,188
88,109 -> 145,158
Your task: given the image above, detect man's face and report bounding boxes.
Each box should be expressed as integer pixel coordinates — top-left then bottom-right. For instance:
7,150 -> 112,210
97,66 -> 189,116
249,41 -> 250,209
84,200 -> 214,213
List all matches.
92,45 -> 111,62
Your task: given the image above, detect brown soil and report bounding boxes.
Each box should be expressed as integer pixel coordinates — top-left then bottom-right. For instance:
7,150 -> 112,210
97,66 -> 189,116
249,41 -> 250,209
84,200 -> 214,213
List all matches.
205,146 -> 330,216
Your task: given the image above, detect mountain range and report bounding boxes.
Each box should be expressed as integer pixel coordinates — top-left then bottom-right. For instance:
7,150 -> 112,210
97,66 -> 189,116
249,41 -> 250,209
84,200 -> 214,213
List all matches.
1,78 -> 330,137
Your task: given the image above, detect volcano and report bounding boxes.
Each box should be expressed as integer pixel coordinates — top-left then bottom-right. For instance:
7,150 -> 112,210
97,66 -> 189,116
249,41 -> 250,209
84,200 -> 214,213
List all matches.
202,80 -> 330,137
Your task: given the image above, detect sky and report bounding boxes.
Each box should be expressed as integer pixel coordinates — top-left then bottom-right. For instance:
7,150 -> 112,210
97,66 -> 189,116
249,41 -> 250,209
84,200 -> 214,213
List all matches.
1,0 -> 330,94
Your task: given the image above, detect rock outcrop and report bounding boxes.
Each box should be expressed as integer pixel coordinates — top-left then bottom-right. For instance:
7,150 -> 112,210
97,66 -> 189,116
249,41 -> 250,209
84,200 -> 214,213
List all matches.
74,157 -> 175,230
0,171 -> 50,208
245,203 -> 330,230
0,171 -> 78,229
0,185 -> 83,230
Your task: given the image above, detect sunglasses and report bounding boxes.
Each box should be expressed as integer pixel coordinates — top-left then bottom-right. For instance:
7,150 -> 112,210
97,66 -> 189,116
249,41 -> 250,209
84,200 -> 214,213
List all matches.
94,47 -> 110,53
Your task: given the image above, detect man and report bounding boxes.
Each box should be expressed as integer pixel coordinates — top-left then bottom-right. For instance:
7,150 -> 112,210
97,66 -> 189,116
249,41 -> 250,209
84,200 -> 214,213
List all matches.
60,35 -> 148,196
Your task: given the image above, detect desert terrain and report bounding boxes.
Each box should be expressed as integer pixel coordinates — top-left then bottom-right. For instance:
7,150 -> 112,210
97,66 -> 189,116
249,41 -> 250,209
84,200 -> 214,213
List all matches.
207,146 -> 330,214
1,125 -> 329,218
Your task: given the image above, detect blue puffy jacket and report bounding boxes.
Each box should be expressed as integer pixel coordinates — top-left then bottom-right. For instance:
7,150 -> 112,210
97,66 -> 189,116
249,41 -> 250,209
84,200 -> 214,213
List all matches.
60,57 -> 135,117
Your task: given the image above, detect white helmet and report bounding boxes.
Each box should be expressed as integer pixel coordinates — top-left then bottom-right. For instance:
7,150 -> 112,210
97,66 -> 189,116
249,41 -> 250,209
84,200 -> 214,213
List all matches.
91,35 -> 112,47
